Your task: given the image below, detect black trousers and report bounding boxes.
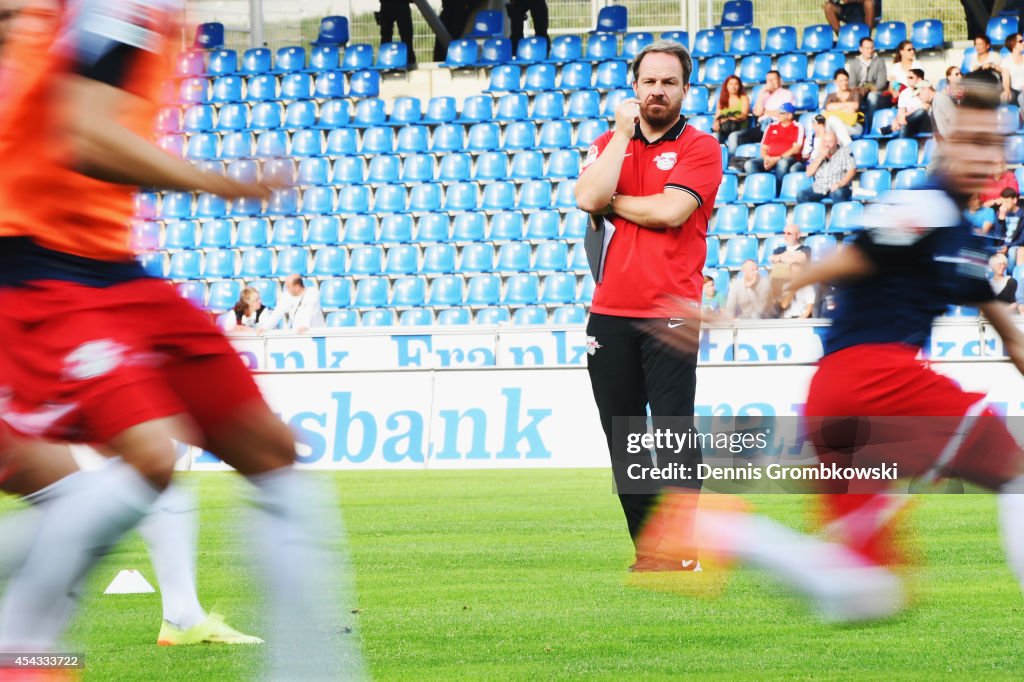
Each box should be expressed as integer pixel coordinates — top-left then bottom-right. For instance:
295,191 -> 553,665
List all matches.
379,1 -> 415,62
434,0 -> 469,61
585,313 -> 702,556
508,0 -> 549,54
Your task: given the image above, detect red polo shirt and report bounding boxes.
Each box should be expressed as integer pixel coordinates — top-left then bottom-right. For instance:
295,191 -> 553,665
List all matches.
580,117 -> 723,317
761,120 -> 804,158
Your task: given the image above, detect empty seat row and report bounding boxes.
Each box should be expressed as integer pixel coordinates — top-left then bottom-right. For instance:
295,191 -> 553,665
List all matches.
711,201 -> 866,236
323,305 -> 589,327
707,234 -> 838,269
175,70 -> 380,104
177,43 -> 407,79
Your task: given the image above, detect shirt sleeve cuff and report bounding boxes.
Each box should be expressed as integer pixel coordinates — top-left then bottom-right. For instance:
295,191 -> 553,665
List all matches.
665,183 -> 703,207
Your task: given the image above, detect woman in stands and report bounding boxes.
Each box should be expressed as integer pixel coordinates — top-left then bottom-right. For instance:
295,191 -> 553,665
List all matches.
888,41 -> 922,94
823,68 -> 863,145
712,75 -> 750,145
989,252 -> 1019,305
224,287 -> 267,334
1001,33 -> 1024,107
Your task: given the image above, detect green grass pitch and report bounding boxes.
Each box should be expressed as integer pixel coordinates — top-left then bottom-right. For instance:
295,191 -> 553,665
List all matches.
4,470 -> 1024,680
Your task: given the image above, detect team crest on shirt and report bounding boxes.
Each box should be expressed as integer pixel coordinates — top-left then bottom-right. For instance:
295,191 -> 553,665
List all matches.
63,340 -> 128,381
654,152 -> 678,171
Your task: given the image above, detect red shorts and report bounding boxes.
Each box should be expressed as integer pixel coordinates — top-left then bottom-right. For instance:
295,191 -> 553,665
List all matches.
0,278 -> 265,445
805,343 -> 1022,490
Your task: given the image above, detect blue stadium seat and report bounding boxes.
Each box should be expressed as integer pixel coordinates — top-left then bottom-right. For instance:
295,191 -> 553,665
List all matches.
438,153 -> 472,183
302,186 -> 336,214
437,308 -> 472,325
576,119 -> 608,146
255,130 -> 288,158
349,70 -> 380,97
207,280 -> 241,310
495,93 -> 530,121
160,192 -> 193,220
563,211 -> 589,239
385,246 -> 419,276
722,236 -> 758,267
466,9 -> 504,38
593,5 -> 627,33
789,81 -> 819,111
567,91 -> 601,119
701,56 -> 736,86
712,204 -> 749,234
778,173 -> 812,203
244,74 -> 276,102
739,55 -> 771,83
692,28 -> 725,58
531,92 -> 565,119
380,214 -> 414,243
481,37 -> 513,65
230,195 -> 262,218
481,181 -> 516,211
828,201 -> 863,232
513,306 -> 548,325
801,24 -> 834,53
210,75 -> 243,103
215,102 -> 248,131
538,120 -> 573,149
742,173 -> 777,203
284,101 -> 317,129
325,128 -> 357,155
569,242 -> 589,270
156,107 -> 181,134
998,105 -> 1022,135
326,310 -> 358,327
185,133 -> 218,160
275,46 -> 306,73
199,220 -> 232,248
553,180 -> 576,209
179,77 -> 209,104
349,245 -> 383,275
275,247 -> 308,275
309,45 -> 340,71
729,27 -> 761,56
444,182 -> 479,211
689,115 -> 714,134
417,214 -> 450,242
752,203 -> 786,234
593,61 -> 628,90
805,234 -> 837,260
504,274 -> 540,304
497,242 -> 532,272
297,157 -> 330,186
524,63 -> 557,91
487,65 -> 522,93
490,212 -> 524,240
837,23 -> 870,52
579,275 -> 595,302
338,185 -> 371,213
240,47 -> 271,75
312,15 -> 349,46
367,154 -> 402,183
168,251 -> 202,279
239,249 -> 273,278
130,221 -> 161,252
291,129 -> 323,156
399,308 -> 433,325
409,183 -> 443,212
390,97 -> 423,126
705,237 -> 721,268
477,307 -> 510,324
881,138 -> 918,168
856,169 -> 891,198
203,251 -> 236,279
515,36 -> 549,63
777,53 -> 809,82
250,102 -> 282,130
307,216 -> 341,245
360,126 -> 394,154
376,42 -> 408,71
429,275 -> 464,306
373,185 -> 406,213
444,39 -> 478,68
1007,135 -> 1024,165
267,188 -> 299,215
165,221 -> 198,249
467,122 -> 500,151
811,52 -> 845,81
314,71 -> 346,98
547,149 -> 580,179
893,167 -> 927,190
719,0 -> 753,28
431,123 -> 465,153
461,242 -> 494,271
559,61 -> 593,90
793,202 -> 826,233
552,306 -> 586,324
332,157 -> 364,185
535,242 -> 568,271
259,159 -> 292,188
460,94 -> 494,122
585,33 -> 618,61
548,35 -> 583,63
602,88 -> 633,116
311,246 -> 347,275
342,44 -> 374,71
280,73 -> 313,99
196,193 -> 226,219
207,49 -> 237,75
236,218 -> 270,247
424,96 -> 457,123
355,278 -> 389,307
320,279 -> 352,308
874,21 -> 907,52
519,180 -> 552,209
622,32 -> 654,60
466,275 -> 501,306
138,252 -> 165,277
353,98 -> 386,127
989,15 -> 1018,44
660,30 -> 689,48
764,26 -> 797,54
271,218 -> 304,246
718,174 -> 739,203
501,121 -> 535,151
850,139 -> 879,168
422,243 -> 457,273
865,107 -> 897,138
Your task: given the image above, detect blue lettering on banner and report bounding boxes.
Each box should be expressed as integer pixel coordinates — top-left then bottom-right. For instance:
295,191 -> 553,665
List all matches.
311,337 -> 349,369
392,335 -> 496,367
236,350 -> 260,370
332,391 -> 376,462
553,331 -> 588,365
434,408 -> 489,460
270,350 -> 305,369
497,387 -> 552,459
724,343 -> 793,362
698,330 -> 718,363
292,412 -> 328,464
509,345 -> 544,366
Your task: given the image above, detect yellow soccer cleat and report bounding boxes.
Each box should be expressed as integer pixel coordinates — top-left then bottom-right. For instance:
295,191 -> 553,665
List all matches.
157,612 -> 264,646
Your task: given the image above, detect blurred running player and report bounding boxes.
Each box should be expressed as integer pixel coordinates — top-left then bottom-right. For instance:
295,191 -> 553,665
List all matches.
0,1 -> 365,675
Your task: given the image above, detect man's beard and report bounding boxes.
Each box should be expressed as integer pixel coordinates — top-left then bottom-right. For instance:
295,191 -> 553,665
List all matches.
640,98 -> 682,128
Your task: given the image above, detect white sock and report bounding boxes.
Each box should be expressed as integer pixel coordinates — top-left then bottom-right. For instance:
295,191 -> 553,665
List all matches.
137,483 -> 206,630
248,467 -> 366,681
998,476 -> 1024,589
0,461 -> 161,650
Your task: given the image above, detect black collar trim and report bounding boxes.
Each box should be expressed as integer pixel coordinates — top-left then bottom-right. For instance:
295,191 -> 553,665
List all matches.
634,116 -> 688,145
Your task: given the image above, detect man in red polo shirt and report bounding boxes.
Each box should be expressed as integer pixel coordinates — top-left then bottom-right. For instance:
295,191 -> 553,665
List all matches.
575,40 -> 724,572
743,101 -> 804,185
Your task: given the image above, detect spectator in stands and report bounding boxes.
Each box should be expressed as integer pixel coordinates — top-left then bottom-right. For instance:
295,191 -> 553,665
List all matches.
713,75 -> 750,145
743,102 -> 804,183
965,192 -> 997,235
507,0 -> 549,55
770,225 -> 812,266
990,252 -> 1019,305
725,259 -> 772,319
823,68 -> 863,145
223,287 -> 268,334
931,66 -> 964,142
881,71 -> 934,138
726,70 -> 793,151
848,37 -> 891,130
822,0 -> 876,35
996,187 -> 1024,243
377,0 -> 416,66
980,161 -> 1019,207
889,41 -> 922,94
778,262 -> 817,319
702,274 -> 726,312
434,0 -> 469,61
967,34 -> 1002,74
797,130 -> 856,203
1002,34 -> 1024,107
803,114 -> 827,161
259,274 -> 325,333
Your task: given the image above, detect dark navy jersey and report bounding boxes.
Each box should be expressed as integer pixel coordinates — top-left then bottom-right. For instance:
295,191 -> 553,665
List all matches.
824,184 -> 996,356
